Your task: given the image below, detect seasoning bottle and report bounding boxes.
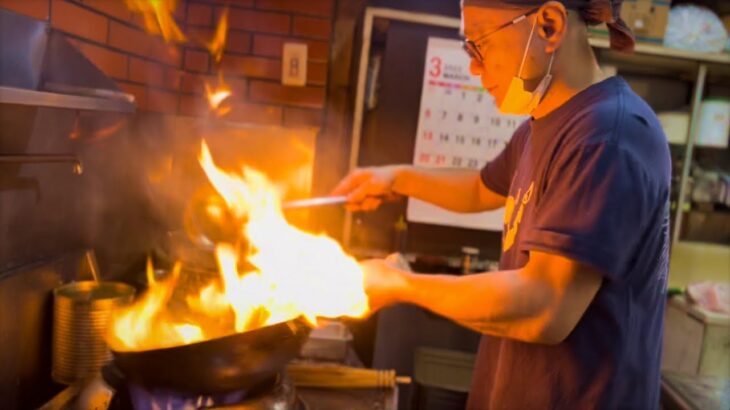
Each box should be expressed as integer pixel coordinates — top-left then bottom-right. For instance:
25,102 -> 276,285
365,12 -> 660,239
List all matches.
461,246 -> 480,275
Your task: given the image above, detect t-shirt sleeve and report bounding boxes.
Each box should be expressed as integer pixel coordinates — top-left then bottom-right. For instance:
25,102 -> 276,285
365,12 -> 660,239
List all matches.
480,124 -> 528,196
521,142 -> 652,281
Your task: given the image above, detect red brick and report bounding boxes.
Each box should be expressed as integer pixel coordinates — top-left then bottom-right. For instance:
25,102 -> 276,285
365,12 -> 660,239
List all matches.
129,58 -> 165,87
129,13 -> 149,31
249,81 -> 324,109
187,26 -> 213,41
181,73 -> 246,96
109,21 -> 181,66
173,1 -> 186,22
226,8 -> 290,35
147,89 -> 178,114
252,35 -> 328,61
82,0 -> 131,21
109,21 -> 153,57
118,81 -> 147,109
153,41 -> 182,67
292,16 -> 331,40
255,0 -> 333,17
51,0 -> 108,43
283,107 -> 322,128
197,0 -> 253,5
186,26 -> 213,50
181,73 -> 207,94
75,41 -> 128,79
164,67 -> 183,90
0,0 -> 49,20
184,49 -> 209,72
227,102 -> 282,125
187,3 -> 212,26
227,77 -> 248,97
127,3 -> 186,32
179,94 -> 207,117
222,55 -> 280,80
227,31 -> 251,54
307,61 -> 327,86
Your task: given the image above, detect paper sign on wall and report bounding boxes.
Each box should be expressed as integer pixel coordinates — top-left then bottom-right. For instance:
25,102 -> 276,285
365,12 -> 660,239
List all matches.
407,37 -> 526,231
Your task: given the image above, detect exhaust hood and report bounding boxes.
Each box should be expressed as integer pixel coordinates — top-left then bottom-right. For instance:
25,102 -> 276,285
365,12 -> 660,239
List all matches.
0,8 -> 135,113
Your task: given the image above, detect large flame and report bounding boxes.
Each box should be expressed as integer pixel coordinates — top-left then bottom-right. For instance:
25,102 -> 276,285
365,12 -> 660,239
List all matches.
109,141 -> 369,351
126,0 -> 186,43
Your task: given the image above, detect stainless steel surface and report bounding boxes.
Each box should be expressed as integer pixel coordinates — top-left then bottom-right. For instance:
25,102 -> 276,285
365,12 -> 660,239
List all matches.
0,86 -> 135,113
0,154 -> 83,175
282,196 -> 349,210
0,8 -> 135,113
52,281 -> 135,385
44,82 -> 135,103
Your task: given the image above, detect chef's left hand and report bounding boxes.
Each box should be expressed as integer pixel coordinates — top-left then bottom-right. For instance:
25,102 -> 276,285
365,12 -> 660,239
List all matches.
360,259 -> 410,312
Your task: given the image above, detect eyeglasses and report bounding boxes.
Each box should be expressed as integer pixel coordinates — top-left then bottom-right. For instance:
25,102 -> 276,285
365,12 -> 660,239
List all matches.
463,7 -> 539,64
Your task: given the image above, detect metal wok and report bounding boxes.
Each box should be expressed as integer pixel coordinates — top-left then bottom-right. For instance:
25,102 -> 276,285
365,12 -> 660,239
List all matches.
111,318 -> 311,394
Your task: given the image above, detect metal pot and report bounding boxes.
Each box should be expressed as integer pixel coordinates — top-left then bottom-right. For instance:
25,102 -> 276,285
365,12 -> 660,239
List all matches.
52,281 -> 136,385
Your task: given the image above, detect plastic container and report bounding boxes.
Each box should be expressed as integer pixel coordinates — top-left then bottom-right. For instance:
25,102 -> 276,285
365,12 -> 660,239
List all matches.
696,99 -> 730,148
664,5 -> 728,53
658,111 -> 690,145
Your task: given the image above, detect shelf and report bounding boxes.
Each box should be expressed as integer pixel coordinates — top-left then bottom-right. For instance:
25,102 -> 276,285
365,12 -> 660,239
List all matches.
589,37 -> 730,65
0,85 -> 135,113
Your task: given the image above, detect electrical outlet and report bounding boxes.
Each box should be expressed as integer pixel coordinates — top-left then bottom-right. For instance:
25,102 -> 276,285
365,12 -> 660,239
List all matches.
282,43 -> 308,87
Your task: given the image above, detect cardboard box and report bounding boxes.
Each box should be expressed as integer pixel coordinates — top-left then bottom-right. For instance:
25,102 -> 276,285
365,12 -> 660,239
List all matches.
589,0 -> 670,44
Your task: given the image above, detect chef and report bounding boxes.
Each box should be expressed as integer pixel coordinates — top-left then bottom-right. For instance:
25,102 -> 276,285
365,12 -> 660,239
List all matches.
333,1 -> 671,408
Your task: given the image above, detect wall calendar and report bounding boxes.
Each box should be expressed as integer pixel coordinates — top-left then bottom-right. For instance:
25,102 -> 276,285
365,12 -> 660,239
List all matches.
407,37 -> 526,231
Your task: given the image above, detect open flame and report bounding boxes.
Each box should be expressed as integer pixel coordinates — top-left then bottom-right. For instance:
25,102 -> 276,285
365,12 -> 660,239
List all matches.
206,8 -> 228,63
204,74 -> 232,117
126,0 -> 186,43
109,142 -> 369,352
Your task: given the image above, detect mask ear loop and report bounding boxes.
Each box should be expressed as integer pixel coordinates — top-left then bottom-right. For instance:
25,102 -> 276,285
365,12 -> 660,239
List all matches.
516,16 -> 538,79
545,50 -> 556,76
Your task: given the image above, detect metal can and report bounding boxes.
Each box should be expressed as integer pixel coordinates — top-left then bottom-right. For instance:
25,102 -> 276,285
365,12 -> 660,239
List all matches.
52,281 -> 135,385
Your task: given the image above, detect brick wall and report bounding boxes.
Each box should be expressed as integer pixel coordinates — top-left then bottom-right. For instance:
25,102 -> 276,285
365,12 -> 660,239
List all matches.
0,0 -> 333,128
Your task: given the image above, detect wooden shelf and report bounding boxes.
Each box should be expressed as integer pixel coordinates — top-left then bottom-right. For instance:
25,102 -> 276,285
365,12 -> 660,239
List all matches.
589,36 -> 730,65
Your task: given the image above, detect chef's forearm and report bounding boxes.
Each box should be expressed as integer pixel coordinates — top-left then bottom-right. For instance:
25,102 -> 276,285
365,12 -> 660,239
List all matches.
392,167 -> 504,212
398,269 -> 555,343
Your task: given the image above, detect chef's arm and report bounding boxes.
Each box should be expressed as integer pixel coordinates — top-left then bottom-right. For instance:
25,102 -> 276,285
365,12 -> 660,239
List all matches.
393,167 -> 506,212
385,251 -> 602,344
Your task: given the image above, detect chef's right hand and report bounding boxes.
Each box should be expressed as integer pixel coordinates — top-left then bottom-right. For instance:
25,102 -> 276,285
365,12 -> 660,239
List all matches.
331,165 -> 406,212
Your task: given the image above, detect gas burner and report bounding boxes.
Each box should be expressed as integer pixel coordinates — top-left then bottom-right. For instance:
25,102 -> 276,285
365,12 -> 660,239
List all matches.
103,365 -> 303,410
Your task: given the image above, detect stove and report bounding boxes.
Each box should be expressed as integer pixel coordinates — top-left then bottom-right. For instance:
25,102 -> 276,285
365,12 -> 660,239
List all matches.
102,365 -> 305,410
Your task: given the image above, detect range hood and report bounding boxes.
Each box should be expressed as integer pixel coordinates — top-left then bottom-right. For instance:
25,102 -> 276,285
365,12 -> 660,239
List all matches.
0,8 -> 135,113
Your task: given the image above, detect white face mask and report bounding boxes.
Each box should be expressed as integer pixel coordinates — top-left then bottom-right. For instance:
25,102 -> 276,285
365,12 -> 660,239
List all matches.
498,17 -> 556,115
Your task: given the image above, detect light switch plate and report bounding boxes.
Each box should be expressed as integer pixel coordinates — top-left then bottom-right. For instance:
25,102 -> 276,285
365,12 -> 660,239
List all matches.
282,43 -> 308,87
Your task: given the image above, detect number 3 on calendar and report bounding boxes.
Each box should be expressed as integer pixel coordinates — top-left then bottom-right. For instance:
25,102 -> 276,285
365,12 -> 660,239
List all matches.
428,56 -> 442,78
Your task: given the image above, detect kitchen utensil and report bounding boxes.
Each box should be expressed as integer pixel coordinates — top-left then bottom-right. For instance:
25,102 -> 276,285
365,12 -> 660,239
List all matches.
52,281 -> 136,385
112,318 -> 311,394
182,194 -> 349,249
286,363 -> 411,389
282,196 -> 349,210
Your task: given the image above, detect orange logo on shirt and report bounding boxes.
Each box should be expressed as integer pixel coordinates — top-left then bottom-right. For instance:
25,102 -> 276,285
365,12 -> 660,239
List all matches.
503,181 -> 534,252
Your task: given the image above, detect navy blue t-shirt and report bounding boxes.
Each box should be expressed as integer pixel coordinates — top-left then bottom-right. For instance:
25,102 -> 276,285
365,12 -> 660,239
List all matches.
468,76 -> 671,410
